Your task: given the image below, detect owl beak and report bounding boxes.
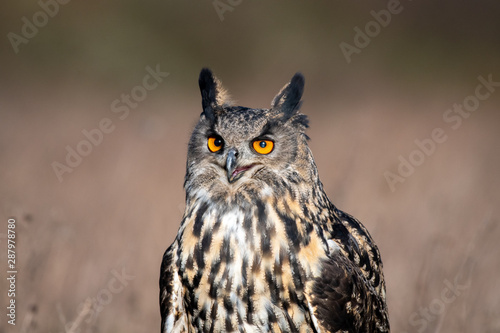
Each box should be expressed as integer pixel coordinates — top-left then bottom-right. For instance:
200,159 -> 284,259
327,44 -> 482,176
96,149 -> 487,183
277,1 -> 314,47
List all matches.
226,148 -> 239,183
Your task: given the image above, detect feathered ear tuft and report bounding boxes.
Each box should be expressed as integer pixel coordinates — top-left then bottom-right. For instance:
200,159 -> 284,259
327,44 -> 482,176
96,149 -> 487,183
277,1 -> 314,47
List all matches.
198,68 -> 232,122
271,73 -> 305,122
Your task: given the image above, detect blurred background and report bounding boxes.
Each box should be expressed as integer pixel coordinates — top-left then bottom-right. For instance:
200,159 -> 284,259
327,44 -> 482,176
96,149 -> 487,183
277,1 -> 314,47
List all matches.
1,1 -> 499,332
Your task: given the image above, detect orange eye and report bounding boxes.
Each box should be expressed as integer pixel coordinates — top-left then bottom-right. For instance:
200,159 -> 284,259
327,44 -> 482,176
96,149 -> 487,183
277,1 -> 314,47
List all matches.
253,140 -> 274,155
207,136 -> 223,152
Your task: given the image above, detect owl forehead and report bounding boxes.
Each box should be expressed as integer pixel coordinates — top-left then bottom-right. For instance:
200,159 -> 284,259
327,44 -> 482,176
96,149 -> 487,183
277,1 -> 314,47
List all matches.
214,107 -> 271,140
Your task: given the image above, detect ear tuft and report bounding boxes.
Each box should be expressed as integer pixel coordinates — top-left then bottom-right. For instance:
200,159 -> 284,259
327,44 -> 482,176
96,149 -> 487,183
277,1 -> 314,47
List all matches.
198,68 -> 232,122
199,68 -> 217,122
271,73 -> 305,122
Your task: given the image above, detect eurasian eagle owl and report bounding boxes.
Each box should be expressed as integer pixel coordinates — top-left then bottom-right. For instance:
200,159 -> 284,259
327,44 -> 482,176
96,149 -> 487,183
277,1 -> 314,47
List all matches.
160,68 -> 389,332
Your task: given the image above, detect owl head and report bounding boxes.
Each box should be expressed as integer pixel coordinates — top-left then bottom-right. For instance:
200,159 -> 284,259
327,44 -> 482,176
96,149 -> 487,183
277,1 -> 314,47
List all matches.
185,68 -> 315,198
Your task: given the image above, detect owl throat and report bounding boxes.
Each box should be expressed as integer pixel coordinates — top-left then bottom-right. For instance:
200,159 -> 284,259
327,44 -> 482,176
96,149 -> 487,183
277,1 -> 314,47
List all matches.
175,170 -> 334,332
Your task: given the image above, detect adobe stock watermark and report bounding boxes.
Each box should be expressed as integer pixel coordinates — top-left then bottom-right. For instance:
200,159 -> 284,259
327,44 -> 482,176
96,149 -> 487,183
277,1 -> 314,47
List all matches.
7,0 -> 71,54
401,229 -> 478,333
51,64 -> 169,182
213,0 -> 243,21
402,266 -> 473,333
384,74 -> 499,192
339,0 -> 404,64
59,266 -> 135,333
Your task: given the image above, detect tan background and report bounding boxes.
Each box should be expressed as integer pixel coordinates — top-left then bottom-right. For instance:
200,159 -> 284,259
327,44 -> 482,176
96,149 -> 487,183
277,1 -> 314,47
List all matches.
1,1 -> 499,332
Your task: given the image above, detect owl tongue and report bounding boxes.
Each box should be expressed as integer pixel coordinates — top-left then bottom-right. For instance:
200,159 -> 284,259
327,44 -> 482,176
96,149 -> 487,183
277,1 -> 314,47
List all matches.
232,164 -> 254,178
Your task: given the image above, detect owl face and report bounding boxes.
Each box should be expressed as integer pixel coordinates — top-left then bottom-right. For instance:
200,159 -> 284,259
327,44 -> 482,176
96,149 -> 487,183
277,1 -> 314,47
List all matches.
185,69 -> 310,196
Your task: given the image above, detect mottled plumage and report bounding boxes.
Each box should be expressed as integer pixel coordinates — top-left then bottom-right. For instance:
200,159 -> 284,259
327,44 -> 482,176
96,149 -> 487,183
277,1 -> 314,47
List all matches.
160,69 -> 390,333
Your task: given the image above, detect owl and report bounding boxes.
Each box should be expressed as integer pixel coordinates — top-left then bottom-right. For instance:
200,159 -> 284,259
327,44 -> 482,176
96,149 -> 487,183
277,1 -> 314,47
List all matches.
159,69 -> 390,333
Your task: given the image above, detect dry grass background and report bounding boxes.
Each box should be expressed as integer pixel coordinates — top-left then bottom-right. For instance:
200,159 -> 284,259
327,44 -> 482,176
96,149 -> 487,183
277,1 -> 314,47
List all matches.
1,2 -> 500,333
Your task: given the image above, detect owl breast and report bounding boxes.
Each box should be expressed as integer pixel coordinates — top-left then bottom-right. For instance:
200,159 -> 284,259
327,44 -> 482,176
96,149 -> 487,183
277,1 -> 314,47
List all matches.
176,187 -> 327,333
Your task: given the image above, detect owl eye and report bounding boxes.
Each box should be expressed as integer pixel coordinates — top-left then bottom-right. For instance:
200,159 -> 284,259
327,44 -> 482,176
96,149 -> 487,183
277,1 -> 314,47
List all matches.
252,140 -> 274,155
207,136 -> 224,153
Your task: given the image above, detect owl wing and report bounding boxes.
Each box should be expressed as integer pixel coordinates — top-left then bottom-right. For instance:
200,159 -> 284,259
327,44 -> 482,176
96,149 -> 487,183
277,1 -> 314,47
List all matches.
305,209 -> 390,332
307,253 -> 390,333
159,243 -> 188,333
